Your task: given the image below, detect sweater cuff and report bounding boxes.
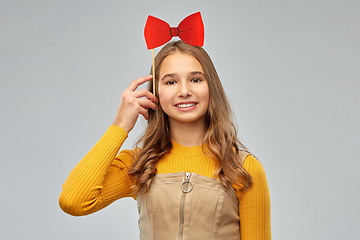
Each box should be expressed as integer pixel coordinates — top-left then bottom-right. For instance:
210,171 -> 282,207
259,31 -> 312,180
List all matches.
108,125 -> 128,139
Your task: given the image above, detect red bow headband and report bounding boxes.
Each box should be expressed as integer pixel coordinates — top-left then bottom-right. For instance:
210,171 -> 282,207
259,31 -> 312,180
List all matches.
144,12 -> 204,96
144,12 -> 204,49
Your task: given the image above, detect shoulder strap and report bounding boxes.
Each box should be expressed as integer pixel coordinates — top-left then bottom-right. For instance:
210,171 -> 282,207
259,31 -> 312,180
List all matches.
239,150 -> 251,163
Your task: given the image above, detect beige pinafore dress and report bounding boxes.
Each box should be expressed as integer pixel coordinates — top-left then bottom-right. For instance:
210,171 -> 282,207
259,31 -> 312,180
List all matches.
137,161 -> 248,240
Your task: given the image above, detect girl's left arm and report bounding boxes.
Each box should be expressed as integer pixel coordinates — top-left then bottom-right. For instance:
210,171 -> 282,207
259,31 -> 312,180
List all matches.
237,155 -> 271,240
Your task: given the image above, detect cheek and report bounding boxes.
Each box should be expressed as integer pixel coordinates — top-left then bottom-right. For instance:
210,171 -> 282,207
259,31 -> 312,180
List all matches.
159,85 -> 177,103
203,94 -> 210,109
158,90 -> 172,111
199,86 -> 210,104
159,90 -> 167,102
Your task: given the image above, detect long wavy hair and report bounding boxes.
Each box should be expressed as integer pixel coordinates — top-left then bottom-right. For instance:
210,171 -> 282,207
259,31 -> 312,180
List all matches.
128,40 -> 253,195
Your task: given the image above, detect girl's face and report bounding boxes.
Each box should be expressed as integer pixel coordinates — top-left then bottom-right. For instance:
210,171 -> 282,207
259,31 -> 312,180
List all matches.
158,51 -> 209,127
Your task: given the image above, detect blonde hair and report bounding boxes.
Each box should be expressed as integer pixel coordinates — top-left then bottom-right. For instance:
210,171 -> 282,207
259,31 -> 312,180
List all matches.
128,40 -> 252,194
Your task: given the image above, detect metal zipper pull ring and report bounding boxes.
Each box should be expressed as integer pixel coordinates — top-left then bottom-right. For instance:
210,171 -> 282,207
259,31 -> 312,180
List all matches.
181,172 -> 193,193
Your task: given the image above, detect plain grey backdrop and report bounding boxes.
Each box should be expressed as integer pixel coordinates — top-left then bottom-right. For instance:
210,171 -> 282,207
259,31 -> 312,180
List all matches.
1,0 -> 359,239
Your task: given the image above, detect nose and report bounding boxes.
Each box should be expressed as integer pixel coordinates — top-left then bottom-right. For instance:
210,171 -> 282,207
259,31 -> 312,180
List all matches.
178,81 -> 192,97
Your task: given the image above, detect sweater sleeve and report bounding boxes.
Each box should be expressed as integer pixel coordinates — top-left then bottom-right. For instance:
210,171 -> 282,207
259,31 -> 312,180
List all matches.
59,125 -> 134,216
236,155 -> 271,240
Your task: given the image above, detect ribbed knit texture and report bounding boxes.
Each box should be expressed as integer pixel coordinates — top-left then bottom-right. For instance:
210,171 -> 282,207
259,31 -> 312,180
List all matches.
59,125 -> 271,239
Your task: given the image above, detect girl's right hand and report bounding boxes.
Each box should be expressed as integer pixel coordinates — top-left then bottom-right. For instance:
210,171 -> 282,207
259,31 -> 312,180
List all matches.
112,75 -> 158,133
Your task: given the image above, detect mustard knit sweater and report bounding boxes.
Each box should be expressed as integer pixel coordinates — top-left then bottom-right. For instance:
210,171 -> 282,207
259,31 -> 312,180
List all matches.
59,125 -> 271,239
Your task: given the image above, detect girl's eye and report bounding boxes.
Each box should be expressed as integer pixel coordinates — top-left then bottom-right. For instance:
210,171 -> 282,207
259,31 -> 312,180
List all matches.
191,78 -> 201,83
166,80 -> 176,85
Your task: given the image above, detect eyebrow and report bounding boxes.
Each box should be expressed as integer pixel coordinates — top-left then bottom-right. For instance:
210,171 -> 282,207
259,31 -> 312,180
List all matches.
160,71 -> 205,81
160,73 -> 176,81
190,71 -> 205,77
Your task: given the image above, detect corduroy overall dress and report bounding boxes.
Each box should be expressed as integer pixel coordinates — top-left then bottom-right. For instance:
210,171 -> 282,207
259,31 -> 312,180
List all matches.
137,165 -> 247,240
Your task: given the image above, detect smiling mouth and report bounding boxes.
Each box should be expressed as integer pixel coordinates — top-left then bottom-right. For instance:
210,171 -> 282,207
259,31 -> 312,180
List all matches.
175,103 -> 197,108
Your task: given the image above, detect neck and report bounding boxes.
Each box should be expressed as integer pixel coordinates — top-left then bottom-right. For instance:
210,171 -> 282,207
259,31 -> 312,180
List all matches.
169,119 -> 205,147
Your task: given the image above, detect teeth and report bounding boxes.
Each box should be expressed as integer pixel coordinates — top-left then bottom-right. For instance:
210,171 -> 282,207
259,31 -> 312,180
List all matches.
176,103 -> 196,108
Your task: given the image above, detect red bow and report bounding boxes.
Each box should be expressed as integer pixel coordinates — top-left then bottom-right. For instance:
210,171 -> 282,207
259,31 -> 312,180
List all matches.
144,12 -> 204,49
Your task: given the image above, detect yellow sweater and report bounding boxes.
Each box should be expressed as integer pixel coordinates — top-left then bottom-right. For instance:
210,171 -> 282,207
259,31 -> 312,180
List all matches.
59,125 -> 271,239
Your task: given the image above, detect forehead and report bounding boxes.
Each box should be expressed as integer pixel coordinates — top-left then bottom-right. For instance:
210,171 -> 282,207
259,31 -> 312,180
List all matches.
159,52 -> 204,77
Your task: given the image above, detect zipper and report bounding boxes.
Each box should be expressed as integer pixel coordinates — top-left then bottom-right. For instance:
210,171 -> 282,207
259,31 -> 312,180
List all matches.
179,172 -> 193,240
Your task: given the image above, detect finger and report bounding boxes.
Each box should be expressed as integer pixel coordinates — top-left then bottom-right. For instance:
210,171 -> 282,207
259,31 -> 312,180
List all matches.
138,107 -> 149,120
137,98 -> 158,111
127,75 -> 153,92
133,89 -> 158,102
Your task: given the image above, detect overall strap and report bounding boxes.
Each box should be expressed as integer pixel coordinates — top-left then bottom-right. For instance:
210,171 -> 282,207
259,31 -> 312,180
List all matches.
239,150 -> 251,163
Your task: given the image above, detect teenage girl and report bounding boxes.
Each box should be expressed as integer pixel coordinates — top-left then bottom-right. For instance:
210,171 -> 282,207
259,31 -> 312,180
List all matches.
59,40 -> 271,240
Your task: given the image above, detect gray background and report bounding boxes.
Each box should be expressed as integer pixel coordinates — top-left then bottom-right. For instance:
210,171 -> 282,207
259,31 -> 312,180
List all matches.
1,0 -> 359,239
